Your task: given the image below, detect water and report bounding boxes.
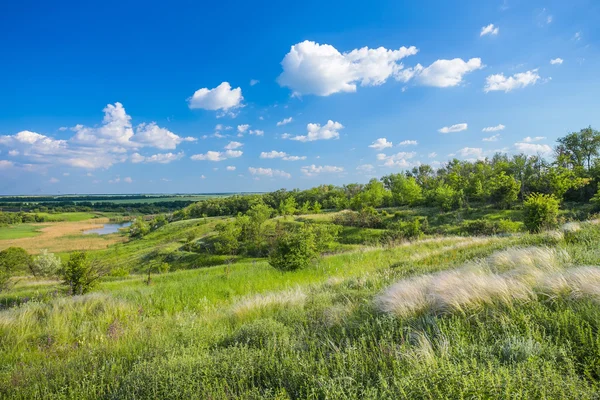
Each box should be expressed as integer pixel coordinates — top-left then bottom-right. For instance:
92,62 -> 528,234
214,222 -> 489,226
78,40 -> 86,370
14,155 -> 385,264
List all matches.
83,221 -> 132,235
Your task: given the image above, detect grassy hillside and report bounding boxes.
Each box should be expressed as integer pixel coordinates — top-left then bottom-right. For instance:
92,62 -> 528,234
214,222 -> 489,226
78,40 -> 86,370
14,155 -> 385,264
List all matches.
2,219 -> 600,398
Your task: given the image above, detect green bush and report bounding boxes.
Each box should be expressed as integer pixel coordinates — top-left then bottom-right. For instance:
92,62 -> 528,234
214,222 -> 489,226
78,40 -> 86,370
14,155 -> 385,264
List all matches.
381,219 -> 424,243
269,223 -> 339,271
459,219 -> 521,236
61,252 -> 107,295
30,249 -> 61,277
523,193 -> 560,233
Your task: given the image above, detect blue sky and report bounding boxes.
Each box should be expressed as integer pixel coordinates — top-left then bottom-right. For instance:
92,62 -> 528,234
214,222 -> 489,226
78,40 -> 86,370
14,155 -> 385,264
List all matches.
1,0 -> 599,194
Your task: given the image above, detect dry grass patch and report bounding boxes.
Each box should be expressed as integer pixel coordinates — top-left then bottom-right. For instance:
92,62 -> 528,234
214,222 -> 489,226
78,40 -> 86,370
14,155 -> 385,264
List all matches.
0,218 -> 128,253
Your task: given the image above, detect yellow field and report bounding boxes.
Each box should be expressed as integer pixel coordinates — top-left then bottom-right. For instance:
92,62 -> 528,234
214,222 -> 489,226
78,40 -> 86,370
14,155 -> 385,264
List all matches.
0,218 -> 128,254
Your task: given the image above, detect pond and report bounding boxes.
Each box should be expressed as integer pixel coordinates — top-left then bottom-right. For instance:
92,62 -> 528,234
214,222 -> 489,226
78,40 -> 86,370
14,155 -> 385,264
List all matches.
83,221 -> 132,235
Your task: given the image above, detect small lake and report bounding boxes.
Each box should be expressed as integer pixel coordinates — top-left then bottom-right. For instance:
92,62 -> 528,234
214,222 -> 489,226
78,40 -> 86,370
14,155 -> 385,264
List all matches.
83,222 -> 132,235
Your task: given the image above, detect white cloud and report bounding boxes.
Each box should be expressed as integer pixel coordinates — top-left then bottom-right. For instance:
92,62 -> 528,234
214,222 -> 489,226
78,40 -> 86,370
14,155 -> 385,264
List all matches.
283,155 -> 306,161
483,134 -> 501,142
369,138 -> 393,150
457,147 -> 484,158
514,142 -> 552,155
191,150 -> 243,161
8,150 -> 19,156
62,172 -> 70,176
249,129 -> 264,136
356,164 -> 374,172
400,58 -> 483,88
226,166 -> 236,171
398,140 -> 418,146
480,24 -> 499,36
237,124 -> 250,134
300,164 -> 344,176
49,177 -> 59,183
277,117 -> 293,126
428,152 -> 437,158
482,124 -> 505,132
484,69 -> 541,92
260,150 -> 287,159
522,136 -> 546,143
134,122 -> 195,150
124,177 -> 133,183
550,58 -> 563,65
0,160 -> 14,168
438,123 -> 468,133
250,79 -> 259,86
574,31 -> 582,41
188,82 -> 243,111
287,120 -> 343,142
277,40 -> 418,96
248,167 -> 291,179
130,152 -> 184,164
200,175 -> 206,179
224,141 -> 243,150
376,151 -> 417,167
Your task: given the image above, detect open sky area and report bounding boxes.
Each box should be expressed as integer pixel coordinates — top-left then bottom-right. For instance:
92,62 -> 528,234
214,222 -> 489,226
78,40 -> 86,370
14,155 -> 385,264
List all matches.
1,0 -> 599,194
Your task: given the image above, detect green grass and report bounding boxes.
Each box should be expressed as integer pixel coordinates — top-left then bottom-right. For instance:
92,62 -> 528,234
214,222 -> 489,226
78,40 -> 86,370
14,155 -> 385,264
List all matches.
35,212 -> 98,222
0,224 -> 46,240
2,216 -> 600,398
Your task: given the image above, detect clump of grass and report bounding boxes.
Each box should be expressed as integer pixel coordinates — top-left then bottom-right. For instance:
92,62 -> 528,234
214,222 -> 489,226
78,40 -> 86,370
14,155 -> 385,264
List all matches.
230,287 -> 306,319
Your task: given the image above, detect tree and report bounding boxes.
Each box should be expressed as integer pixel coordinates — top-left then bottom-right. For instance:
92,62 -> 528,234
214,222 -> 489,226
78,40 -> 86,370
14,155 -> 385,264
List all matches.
487,172 -> 520,208
278,196 -> 297,218
556,126 -> 600,170
61,252 -> 108,295
150,214 -> 168,231
523,193 -> 560,233
381,174 -> 423,206
130,217 -> 150,238
30,249 -> 61,277
350,179 -> 388,210
213,221 -> 242,256
311,201 -> 322,214
432,184 -> 459,211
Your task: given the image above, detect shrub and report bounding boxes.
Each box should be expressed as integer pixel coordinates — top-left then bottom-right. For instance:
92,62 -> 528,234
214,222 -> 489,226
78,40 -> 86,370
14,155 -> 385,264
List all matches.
523,193 -> 560,233
381,219 -> 424,243
61,252 -> 108,295
0,247 -> 32,273
459,219 -> 521,236
269,223 -> 339,271
29,249 -> 61,277
332,208 -> 384,228
129,218 -> 150,238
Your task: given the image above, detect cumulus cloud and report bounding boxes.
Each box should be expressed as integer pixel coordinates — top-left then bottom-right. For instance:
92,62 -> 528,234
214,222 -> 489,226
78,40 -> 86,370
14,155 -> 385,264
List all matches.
356,164 -> 374,172
376,151 -> 417,167
400,58 -> 483,88
188,82 -> 243,112
480,24 -> 499,36
0,160 -> 14,168
133,122 -> 196,150
438,123 -> 468,133
49,177 -> 59,183
123,177 -> 133,183
300,164 -> 344,176
277,117 -> 293,126
259,150 -> 306,161
8,150 -> 19,156
550,58 -> 563,65
482,124 -> 505,132
248,167 -> 291,179
522,136 -> 546,143
237,124 -> 250,134
398,140 -> 418,146
457,147 -> 484,158
224,141 -> 243,150
369,138 -> 393,150
191,150 -> 243,161
277,40 -> 418,96
514,142 -> 552,155
226,166 -> 236,171
130,152 -> 184,164
249,129 -> 264,136
484,69 -> 541,92
483,134 -> 501,142
287,120 -> 343,142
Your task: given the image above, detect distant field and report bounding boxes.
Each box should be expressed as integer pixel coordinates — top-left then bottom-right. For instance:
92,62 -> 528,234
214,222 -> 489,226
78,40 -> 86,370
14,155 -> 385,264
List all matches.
91,195 -> 228,204
0,193 -> 243,205
0,224 -> 46,240
36,212 -> 98,221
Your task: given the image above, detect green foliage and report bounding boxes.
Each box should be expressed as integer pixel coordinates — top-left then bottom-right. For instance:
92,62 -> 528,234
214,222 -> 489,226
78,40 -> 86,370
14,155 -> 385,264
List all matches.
381,218 -> 424,242
269,222 -> 339,271
432,184 -> 460,211
0,246 -> 32,273
278,196 -> 297,218
487,172 -> 520,208
459,218 -> 522,236
150,214 -> 168,230
590,188 -> 600,209
311,201 -> 322,213
332,208 -> 384,228
129,217 -> 150,238
61,252 -> 107,295
349,179 -> 389,210
523,193 -> 560,233
213,221 -> 242,256
382,173 -> 423,205
29,249 -> 61,277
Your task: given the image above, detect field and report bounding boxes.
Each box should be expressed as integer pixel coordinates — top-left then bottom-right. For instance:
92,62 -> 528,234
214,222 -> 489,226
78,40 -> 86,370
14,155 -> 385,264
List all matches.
0,217 -> 128,254
2,205 -> 600,398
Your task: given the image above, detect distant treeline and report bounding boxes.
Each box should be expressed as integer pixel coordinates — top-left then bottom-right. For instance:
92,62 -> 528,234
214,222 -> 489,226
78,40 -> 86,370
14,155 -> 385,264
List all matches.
0,201 -> 201,215
0,194 -> 236,203
174,127 -> 600,219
